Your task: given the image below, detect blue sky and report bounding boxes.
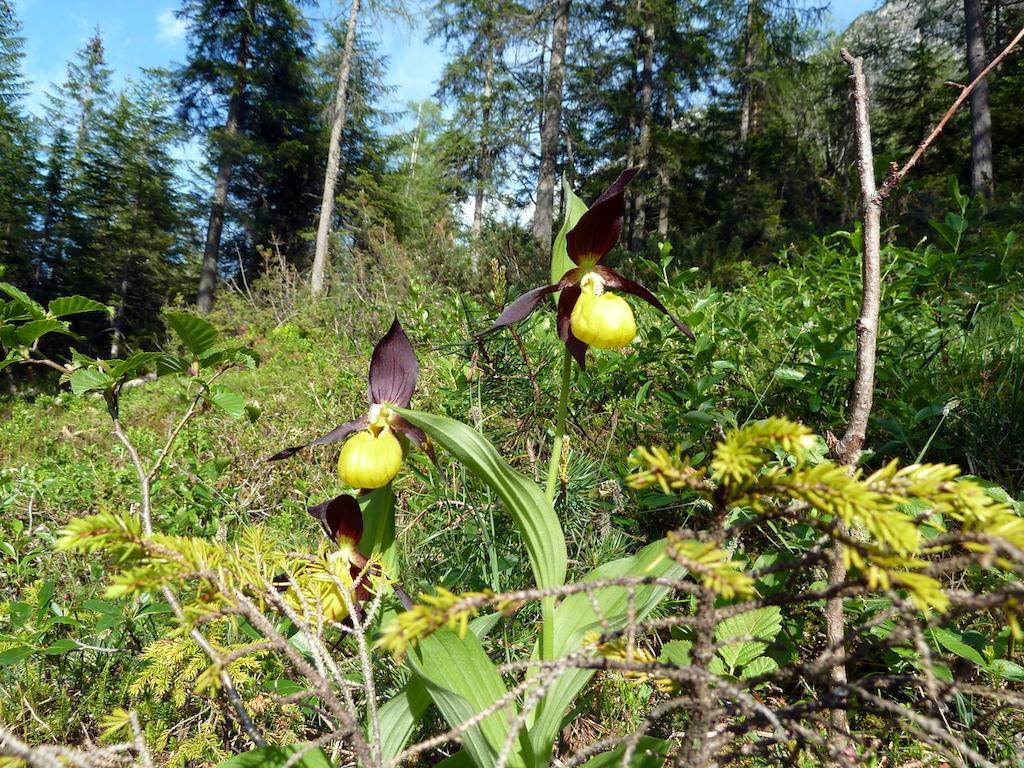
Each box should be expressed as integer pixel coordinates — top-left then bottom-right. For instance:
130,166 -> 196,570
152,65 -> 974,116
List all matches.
14,0 -> 880,123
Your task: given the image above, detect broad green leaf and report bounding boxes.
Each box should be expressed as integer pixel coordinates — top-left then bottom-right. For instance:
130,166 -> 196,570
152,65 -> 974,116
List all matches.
929,627 -> 986,668
207,386 -> 246,418
214,744 -> 331,768
377,614 -> 504,763
579,736 -> 672,767
42,639 -> 78,655
1,298 -> 34,322
717,641 -> 767,672
109,352 -> 169,380
715,607 -> 782,673
528,539 -> 684,760
661,639 -> 692,665
988,659 -> 1024,681
68,368 -> 112,395
48,296 -> 110,318
0,351 -> 21,372
739,655 -> 778,679
407,628 -> 527,768
359,484 -> 397,577
377,677 -> 431,763
0,282 -> 45,319
201,345 -> 260,369
9,602 -> 32,630
17,319 -> 72,345
551,175 -> 589,289
164,311 -> 218,357
772,366 -> 805,382
947,175 -> 966,210
396,408 -> 566,590
715,607 -> 782,644
156,355 -> 192,375
0,645 -> 34,666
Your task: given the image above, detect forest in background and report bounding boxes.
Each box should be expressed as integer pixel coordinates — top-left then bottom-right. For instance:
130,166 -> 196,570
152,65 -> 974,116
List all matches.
1,0 -> 1023,350
3,0 -> 1024,766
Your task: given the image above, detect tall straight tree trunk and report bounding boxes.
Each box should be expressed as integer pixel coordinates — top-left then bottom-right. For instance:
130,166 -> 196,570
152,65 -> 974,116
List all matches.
964,0 -> 994,197
310,0 -> 361,296
532,0 -> 571,256
739,0 -> 757,143
630,11 -> 655,252
472,35 -> 496,255
197,16 -> 251,314
657,87 -> 675,238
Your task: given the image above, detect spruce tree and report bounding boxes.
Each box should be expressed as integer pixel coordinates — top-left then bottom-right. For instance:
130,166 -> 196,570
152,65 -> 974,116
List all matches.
0,0 -> 39,290
41,30 -> 113,299
176,0 -> 321,312
80,79 -> 188,354
431,0 -> 536,263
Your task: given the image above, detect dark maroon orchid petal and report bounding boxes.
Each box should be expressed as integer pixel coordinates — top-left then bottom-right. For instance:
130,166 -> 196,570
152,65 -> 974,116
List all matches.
308,494 -> 364,548
369,318 -> 418,408
268,416 -> 369,461
310,415 -> 369,447
566,167 -> 641,266
596,266 -> 696,341
556,286 -> 589,369
392,416 -> 445,481
487,283 -> 560,332
556,284 -> 580,343
391,416 -> 425,449
350,557 -> 376,604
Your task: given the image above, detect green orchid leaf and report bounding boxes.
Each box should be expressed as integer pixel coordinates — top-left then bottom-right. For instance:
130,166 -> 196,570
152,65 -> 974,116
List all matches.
48,295 -> 111,318
929,627 -> 987,668
377,677 -> 431,764
164,311 -> 218,357
407,628 -> 528,768
359,483 -> 397,577
527,538 -> 684,760
551,175 -> 589,290
396,407 -> 566,590
377,613 -> 504,763
214,744 -> 331,768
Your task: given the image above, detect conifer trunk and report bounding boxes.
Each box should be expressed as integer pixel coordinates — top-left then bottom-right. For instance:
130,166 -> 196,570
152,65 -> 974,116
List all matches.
739,0 -> 757,143
310,0 -> 361,296
964,0 -> 994,197
532,0 -> 571,256
657,85 -> 675,239
197,9 -> 251,315
630,12 -> 655,252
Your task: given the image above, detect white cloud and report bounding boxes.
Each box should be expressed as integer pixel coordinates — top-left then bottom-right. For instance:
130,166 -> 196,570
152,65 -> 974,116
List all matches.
156,9 -> 186,44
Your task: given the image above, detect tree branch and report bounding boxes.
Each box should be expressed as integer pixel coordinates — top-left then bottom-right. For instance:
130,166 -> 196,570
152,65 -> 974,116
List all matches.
879,24 -> 1024,198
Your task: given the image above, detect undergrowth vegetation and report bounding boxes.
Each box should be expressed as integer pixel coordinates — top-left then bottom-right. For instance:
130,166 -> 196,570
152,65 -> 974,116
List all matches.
1,179 -> 1023,767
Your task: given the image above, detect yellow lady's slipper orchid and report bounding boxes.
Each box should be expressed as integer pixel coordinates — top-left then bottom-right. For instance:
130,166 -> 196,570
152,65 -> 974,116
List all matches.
269,318 -> 434,491
487,167 -> 693,368
337,428 -> 404,489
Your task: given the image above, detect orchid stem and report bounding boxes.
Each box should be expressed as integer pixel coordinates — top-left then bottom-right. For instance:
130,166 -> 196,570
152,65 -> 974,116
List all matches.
545,349 -> 573,504
541,348 -> 573,663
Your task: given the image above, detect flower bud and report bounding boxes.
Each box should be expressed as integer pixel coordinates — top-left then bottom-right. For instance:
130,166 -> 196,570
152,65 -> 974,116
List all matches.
570,290 -> 637,349
337,429 -> 403,489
